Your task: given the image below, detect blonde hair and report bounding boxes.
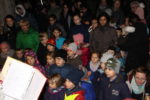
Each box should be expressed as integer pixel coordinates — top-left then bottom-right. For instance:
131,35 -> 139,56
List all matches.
19,19 -> 30,27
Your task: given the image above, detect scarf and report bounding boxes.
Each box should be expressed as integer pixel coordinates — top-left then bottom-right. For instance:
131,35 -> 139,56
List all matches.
90,61 -> 100,72
48,86 -> 64,94
130,76 -> 146,94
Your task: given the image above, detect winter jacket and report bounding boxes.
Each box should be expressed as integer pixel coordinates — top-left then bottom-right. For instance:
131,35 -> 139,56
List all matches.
44,86 -> 65,100
99,75 -> 131,100
81,81 -> 96,100
65,86 -> 85,100
47,63 -> 75,78
16,28 -> 39,52
56,37 -> 65,49
90,26 -> 117,53
80,47 -> 90,67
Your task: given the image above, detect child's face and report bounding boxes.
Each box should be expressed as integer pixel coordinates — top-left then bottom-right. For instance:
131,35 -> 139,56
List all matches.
26,56 -> 35,66
55,57 -> 65,67
16,50 -> 23,59
49,17 -> 56,25
48,80 -> 57,89
91,53 -> 99,64
40,37 -> 48,45
105,68 -> 116,78
47,45 -> 55,52
65,79 -> 75,89
46,55 -> 55,65
53,30 -> 61,38
100,62 -> 106,70
67,50 -> 75,57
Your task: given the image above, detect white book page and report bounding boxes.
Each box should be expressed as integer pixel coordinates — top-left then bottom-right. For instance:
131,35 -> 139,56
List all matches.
2,60 -> 35,100
23,69 -> 47,100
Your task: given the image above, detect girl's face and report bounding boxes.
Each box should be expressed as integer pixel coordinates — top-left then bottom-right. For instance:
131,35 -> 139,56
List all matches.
26,56 -> 35,66
91,53 -> 99,64
53,29 -> 61,38
105,68 -> 116,78
46,55 -> 55,65
100,62 -> 106,70
48,80 -> 57,89
73,16 -> 81,25
40,37 -> 48,46
47,45 -> 55,52
107,50 -> 115,56
99,16 -> 107,26
135,72 -> 146,86
65,79 -> 75,89
55,57 -> 65,66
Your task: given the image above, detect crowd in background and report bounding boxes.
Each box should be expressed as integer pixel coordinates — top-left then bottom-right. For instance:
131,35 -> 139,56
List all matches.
0,0 -> 150,100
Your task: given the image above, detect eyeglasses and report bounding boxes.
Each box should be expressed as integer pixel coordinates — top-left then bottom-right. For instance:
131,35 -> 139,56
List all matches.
135,77 -> 146,81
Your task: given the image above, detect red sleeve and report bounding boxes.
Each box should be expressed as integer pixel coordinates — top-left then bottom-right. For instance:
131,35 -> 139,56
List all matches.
75,95 -> 85,100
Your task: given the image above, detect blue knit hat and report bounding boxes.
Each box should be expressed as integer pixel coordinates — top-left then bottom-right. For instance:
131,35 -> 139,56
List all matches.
66,69 -> 83,85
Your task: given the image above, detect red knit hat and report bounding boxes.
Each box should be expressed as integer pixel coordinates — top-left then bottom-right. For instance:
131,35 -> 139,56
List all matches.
47,38 -> 56,46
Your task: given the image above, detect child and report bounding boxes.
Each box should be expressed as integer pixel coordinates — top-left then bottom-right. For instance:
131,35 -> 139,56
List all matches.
67,42 -> 82,69
73,33 -> 90,67
88,18 -> 99,33
24,50 -> 45,74
37,33 -> 48,66
14,48 -> 24,61
99,58 -> 132,100
47,38 -> 57,53
44,74 -> 65,100
65,69 -> 85,100
45,52 -> 55,77
48,49 -> 75,78
52,27 -> 66,49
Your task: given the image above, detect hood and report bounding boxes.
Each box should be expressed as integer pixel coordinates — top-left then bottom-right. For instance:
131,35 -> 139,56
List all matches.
15,4 -> 26,17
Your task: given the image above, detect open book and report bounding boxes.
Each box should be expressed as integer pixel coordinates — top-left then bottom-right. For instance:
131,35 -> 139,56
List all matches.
0,57 -> 47,100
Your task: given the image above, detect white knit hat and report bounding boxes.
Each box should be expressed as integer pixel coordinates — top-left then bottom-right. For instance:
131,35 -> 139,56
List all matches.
100,52 -> 114,63
67,43 -> 78,52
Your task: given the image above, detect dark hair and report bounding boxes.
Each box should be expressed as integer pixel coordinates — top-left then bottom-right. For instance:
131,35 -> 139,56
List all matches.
46,52 -> 55,58
52,27 -> 62,33
73,13 -> 81,18
91,52 -> 101,58
98,12 -> 110,24
48,74 -> 65,87
15,48 -> 23,51
4,15 -> 15,22
128,13 -> 140,23
48,14 -> 57,20
133,67 -> 149,78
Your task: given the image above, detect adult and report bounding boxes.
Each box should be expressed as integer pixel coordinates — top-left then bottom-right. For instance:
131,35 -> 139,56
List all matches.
90,13 -> 117,53
126,67 -> 150,100
16,19 -> 39,52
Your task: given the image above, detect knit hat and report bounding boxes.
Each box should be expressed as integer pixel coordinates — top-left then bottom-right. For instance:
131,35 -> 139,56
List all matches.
100,52 -> 114,63
67,43 -> 78,53
55,49 -> 67,62
66,69 -> 84,85
47,38 -> 56,47
73,33 -> 84,44
106,58 -> 121,74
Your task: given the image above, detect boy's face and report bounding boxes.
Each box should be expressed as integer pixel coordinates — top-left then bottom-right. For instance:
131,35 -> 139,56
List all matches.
55,57 -> 65,66
105,68 -> 116,78
65,79 -> 75,89
46,55 -> 55,65
47,45 -> 55,52
53,30 -> 61,38
6,18 -> 14,27
26,56 -> 35,66
99,16 -> 107,26
16,50 -> 23,59
48,80 -> 57,89
73,16 -> 81,25
67,50 -> 75,57
91,53 -> 99,64
92,19 -> 98,28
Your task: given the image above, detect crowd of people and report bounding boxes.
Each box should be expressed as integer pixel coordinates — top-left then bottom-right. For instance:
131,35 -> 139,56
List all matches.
0,0 -> 150,100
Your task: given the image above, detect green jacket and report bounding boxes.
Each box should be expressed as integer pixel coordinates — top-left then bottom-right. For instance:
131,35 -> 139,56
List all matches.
16,28 -> 39,52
